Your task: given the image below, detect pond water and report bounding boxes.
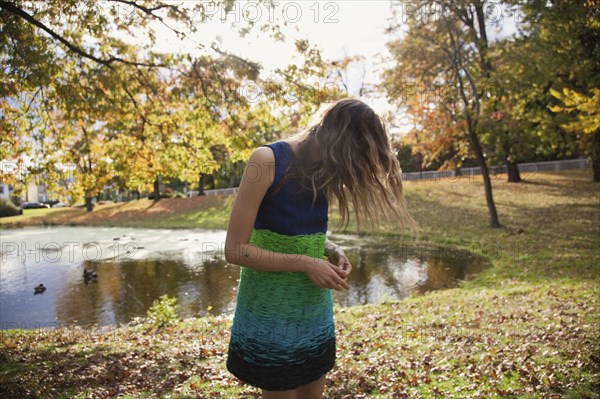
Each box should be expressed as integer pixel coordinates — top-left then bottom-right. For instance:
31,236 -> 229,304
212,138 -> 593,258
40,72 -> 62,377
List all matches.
0,226 -> 491,330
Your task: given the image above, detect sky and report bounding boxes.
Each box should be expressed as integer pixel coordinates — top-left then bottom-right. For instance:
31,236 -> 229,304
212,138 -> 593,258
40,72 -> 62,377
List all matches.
148,1 -> 396,81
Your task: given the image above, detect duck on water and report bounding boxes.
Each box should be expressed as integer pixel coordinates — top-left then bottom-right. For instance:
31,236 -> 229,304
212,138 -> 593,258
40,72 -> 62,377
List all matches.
83,269 -> 98,283
34,284 -> 46,294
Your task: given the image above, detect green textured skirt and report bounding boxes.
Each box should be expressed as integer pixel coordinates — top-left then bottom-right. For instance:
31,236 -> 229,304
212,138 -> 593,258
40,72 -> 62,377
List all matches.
226,228 -> 336,391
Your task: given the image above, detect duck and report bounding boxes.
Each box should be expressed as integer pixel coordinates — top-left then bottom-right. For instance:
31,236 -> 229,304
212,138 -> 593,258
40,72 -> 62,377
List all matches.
34,284 -> 46,294
83,269 -> 98,282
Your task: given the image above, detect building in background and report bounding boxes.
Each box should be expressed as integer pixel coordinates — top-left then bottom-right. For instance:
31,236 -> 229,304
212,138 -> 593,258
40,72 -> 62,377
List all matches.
0,182 -> 49,204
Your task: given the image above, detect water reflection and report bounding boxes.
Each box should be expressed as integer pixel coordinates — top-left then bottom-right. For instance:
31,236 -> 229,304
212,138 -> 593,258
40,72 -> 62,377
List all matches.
0,227 -> 490,329
52,258 -> 239,328
330,235 -> 489,306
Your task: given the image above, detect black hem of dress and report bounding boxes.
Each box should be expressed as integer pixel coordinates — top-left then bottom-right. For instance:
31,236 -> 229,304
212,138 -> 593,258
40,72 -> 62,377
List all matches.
226,337 -> 336,391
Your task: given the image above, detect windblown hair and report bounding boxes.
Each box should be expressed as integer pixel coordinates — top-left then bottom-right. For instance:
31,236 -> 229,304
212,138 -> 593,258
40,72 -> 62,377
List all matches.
286,98 -> 419,232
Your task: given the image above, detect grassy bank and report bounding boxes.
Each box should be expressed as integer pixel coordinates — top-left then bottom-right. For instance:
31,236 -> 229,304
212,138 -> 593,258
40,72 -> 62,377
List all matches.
1,169 -> 599,398
0,195 -> 234,230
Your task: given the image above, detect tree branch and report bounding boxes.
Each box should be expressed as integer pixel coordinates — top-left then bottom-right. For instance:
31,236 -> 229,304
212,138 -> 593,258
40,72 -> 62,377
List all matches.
107,0 -> 189,39
210,44 -> 262,78
0,1 -> 168,68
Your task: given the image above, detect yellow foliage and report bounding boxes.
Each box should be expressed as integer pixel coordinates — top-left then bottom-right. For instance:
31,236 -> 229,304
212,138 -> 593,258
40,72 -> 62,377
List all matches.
549,87 -> 600,134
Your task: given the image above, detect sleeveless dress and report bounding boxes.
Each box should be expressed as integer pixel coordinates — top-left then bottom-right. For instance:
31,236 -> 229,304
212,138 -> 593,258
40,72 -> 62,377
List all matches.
226,140 -> 336,391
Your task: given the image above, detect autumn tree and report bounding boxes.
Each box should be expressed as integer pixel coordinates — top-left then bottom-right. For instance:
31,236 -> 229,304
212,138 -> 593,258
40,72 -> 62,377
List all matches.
550,88 -> 600,180
40,60 -> 116,211
384,0 -> 509,228
1,0 -> 347,207
0,0 -> 202,205
511,0 -> 600,181
395,86 -> 471,175
0,1 -> 300,206
475,39 -> 542,183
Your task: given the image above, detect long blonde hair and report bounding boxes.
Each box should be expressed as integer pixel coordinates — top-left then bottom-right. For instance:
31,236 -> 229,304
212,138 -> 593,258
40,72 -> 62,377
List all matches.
287,98 -> 419,232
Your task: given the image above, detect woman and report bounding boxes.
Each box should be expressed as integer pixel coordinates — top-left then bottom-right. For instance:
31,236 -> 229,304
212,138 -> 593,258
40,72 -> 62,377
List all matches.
225,98 -> 418,398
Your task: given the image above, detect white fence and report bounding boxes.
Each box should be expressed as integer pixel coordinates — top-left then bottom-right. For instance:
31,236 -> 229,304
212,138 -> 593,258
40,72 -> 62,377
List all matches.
187,188 -> 239,197
204,188 -> 239,196
401,158 -> 590,181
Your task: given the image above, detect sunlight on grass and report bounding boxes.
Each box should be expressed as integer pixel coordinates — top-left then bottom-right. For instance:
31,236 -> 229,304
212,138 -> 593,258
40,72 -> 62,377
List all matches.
1,169 -> 598,398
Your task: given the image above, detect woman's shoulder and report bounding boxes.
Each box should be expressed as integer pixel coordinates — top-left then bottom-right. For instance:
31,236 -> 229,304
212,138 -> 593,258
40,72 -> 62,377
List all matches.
249,145 -> 275,163
254,140 -> 296,162
261,140 -> 291,151
243,146 -> 276,188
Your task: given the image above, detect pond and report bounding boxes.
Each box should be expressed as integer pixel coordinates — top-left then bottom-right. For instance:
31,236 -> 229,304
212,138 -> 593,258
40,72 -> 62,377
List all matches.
0,226 -> 491,330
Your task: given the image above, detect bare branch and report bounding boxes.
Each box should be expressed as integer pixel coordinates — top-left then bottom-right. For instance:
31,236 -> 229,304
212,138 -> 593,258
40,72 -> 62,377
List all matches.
210,44 -> 262,78
107,0 -> 190,39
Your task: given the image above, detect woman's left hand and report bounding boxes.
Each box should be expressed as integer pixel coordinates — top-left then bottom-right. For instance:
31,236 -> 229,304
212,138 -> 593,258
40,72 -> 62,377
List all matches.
325,240 -> 352,281
333,248 -> 352,281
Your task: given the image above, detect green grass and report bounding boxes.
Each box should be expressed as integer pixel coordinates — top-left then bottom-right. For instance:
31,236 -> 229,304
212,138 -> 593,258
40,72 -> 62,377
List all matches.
0,206 -> 80,226
0,169 -> 599,398
158,197 -> 234,230
0,195 -> 234,230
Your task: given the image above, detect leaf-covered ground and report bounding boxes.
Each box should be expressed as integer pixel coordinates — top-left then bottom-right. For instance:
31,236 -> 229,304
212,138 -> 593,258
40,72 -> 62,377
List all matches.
1,169 -> 599,398
0,280 -> 598,398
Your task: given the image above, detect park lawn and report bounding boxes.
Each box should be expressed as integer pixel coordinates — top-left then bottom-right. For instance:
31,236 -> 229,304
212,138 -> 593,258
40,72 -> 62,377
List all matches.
0,168 -> 598,398
0,195 -> 234,230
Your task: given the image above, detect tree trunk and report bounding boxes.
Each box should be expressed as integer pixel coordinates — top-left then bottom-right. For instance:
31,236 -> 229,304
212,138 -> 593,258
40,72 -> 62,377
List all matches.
85,195 -> 94,212
454,167 -> 462,177
473,4 -> 500,227
593,130 -> 600,182
415,153 -> 423,177
480,155 -> 501,228
468,127 -> 501,228
198,173 -> 206,196
136,190 -> 140,200
593,158 -> 600,182
153,176 -> 160,202
506,160 -> 522,182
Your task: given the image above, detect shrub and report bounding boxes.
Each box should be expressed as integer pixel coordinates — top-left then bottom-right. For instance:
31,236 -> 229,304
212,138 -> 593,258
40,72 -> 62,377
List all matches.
0,197 -> 22,217
146,294 -> 179,328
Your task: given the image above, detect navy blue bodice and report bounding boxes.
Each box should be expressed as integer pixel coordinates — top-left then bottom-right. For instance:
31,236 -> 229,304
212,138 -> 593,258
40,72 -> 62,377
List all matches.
253,141 -> 328,236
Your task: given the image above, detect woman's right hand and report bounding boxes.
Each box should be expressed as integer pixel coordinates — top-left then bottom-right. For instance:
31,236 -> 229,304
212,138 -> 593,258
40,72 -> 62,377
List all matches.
302,256 -> 350,291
